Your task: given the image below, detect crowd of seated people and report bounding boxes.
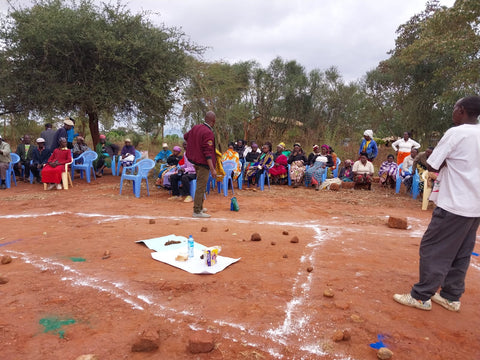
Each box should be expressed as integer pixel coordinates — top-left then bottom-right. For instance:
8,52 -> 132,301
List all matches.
3,123 -> 438,199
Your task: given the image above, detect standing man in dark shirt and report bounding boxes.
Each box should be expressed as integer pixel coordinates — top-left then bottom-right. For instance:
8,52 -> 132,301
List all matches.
184,111 -> 217,218
51,119 -> 73,152
40,123 -> 55,151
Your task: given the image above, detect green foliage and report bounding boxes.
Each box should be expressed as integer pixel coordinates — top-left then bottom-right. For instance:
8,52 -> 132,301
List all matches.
365,0 -> 480,141
0,0 -> 200,147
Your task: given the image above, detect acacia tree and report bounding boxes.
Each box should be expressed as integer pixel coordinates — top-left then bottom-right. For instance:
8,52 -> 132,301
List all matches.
0,0 -> 200,147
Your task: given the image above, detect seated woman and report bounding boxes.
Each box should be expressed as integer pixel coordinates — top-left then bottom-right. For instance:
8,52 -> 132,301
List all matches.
118,138 -> 136,173
339,159 -> 354,182
307,145 -> 322,166
305,154 -> 328,190
244,143 -> 261,175
246,143 -> 274,186
221,142 -> 241,180
158,146 -> 183,189
270,153 -> 288,185
72,136 -> 89,159
378,154 -> 398,188
41,137 -> 72,190
95,134 -> 119,176
352,152 -> 374,190
168,145 -> 196,203
305,144 -> 333,188
288,143 -> 308,188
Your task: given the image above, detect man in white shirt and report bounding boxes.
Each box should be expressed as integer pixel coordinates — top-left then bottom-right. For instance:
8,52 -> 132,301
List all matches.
394,96 -> 480,312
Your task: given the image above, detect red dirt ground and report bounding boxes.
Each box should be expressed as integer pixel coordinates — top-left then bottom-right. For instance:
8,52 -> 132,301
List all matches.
0,174 -> 479,360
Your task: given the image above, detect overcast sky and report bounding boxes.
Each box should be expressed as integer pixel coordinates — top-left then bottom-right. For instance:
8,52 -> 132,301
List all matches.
1,0 -> 456,82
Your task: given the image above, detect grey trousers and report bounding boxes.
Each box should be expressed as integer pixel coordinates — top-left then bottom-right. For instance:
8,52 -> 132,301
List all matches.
411,207 -> 480,301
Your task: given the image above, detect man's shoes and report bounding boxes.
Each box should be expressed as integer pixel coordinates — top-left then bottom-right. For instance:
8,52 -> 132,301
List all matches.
36,177 -> 42,184
0,183 -> 6,190
431,293 -> 461,312
56,184 -> 62,190
168,196 -> 181,201
48,184 -> 56,190
183,195 -> 193,203
393,293 -> 432,311
202,208 -> 208,213
193,212 -> 211,218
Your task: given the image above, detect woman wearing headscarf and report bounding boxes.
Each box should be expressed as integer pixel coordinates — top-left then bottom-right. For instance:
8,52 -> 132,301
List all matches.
246,142 -> 274,186
288,143 -> 307,188
378,154 -> 398,188
159,145 -> 183,189
339,159 -> 354,181
358,130 -> 378,161
269,153 -> 288,185
305,145 -> 332,190
42,137 -> 72,190
221,142 -> 241,180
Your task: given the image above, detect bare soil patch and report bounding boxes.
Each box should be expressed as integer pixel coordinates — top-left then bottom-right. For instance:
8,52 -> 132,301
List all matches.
1,175 -> 479,359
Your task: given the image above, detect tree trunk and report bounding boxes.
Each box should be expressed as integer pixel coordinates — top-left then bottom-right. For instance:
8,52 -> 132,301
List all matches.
87,111 -> 100,149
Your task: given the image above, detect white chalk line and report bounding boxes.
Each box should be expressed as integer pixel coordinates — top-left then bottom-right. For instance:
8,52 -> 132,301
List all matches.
1,212 -> 338,358
3,211 -> 478,359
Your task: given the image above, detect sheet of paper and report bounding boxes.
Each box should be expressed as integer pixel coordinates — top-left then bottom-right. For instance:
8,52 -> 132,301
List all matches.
137,235 -> 241,274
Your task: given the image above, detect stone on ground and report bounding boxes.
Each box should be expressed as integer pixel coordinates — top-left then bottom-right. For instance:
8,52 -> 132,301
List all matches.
187,331 -> 215,354
387,216 -> 408,229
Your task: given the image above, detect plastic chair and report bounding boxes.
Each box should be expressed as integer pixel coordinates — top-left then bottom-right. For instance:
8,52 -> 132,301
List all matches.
217,160 -> 236,196
411,170 -> 419,199
43,160 -> 73,190
332,157 -> 341,178
5,153 -> 20,188
287,164 -> 292,186
114,150 -> 142,176
119,159 -> 155,198
322,158 -> 341,183
257,162 -> 274,191
206,172 -> 216,195
395,164 -> 404,193
421,171 -> 431,209
71,150 -> 98,183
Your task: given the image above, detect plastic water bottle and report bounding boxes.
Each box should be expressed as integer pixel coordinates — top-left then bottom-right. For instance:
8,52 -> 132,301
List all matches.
188,235 -> 194,259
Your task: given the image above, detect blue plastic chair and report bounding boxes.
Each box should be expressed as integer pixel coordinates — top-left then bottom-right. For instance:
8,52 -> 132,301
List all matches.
287,164 -> 291,186
411,169 -> 420,199
217,160 -> 236,196
395,164 -> 404,193
5,153 -> 20,188
206,172 -> 216,195
321,157 -> 341,183
119,158 -> 155,198
71,150 -> 98,183
257,162 -> 274,191
114,150 -> 142,176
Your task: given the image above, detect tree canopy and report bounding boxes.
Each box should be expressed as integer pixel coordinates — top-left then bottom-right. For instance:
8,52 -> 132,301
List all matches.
0,0 -> 200,146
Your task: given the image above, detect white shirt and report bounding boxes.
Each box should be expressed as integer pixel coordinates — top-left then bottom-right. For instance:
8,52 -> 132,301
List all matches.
427,123 -> 480,217
352,160 -> 374,175
391,138 -> 421,153
401,155 -> 415,174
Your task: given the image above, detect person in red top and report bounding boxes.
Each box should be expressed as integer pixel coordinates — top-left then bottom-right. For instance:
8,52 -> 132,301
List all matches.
184,111 -> 217,218
41,137 -> 72,190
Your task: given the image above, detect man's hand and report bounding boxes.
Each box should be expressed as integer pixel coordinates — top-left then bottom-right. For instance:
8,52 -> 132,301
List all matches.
210,168 -> 217,179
